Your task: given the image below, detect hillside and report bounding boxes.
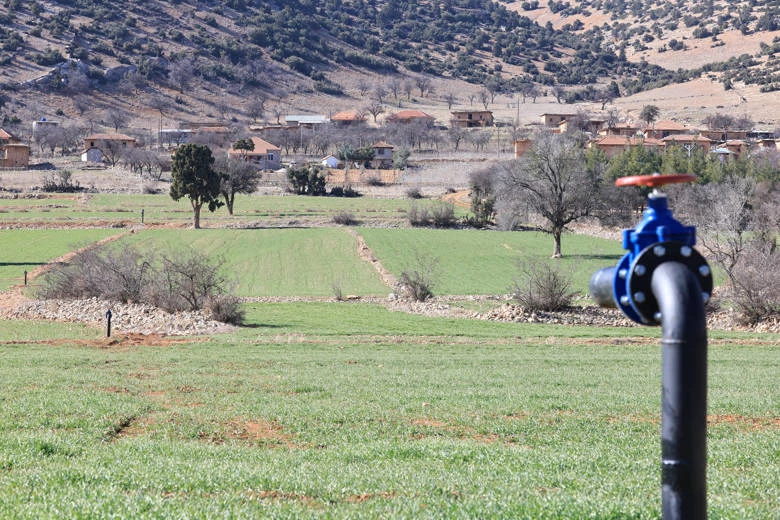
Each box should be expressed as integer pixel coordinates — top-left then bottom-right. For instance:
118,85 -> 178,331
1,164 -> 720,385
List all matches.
0,0 -> 778,134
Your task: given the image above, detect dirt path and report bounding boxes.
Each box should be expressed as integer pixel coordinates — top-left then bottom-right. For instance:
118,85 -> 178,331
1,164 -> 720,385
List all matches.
441,189 -> 471,209
345,228 -> 397,289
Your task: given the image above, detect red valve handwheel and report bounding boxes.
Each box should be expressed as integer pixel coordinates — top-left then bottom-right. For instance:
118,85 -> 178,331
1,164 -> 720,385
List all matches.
615,174 -> 697,188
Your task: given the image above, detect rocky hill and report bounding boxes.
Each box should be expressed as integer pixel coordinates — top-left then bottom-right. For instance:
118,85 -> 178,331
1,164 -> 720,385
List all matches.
0,0 -> 778,133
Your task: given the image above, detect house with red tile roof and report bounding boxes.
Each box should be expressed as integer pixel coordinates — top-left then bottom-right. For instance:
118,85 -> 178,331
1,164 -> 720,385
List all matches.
331,111 -> 366,125
644,120 -> 689,139
82,133 -> 137,163
589,135 -> 663,158
228,136 -> 281,170
386,110 -> 435,126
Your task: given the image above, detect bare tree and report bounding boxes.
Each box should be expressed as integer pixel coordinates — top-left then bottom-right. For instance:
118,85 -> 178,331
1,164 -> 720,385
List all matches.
246,95 -> 266,123
605,107 -> 621,130
387,76 -> 402,103
365,102 -> 385,123
169,57 -> 196,93
448,126 -> 466,151
402,78 -> 415,101
372,84 -> 387,104
496,132 -> 600,258
356,78 -> 370,97
214,155 -> 262,215
551,85 -> 565,104
103,108 -> 129,132
415,76 -> 432,98
443,91 -> 457,110
478,89 -> 491,110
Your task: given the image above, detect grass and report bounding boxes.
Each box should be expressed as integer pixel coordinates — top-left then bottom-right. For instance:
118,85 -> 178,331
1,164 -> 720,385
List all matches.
0,193 -> 412,227
359,228 -> 625,295
115,228 -> 389,297
0,228 -> 121,291
0,305 -> 777,518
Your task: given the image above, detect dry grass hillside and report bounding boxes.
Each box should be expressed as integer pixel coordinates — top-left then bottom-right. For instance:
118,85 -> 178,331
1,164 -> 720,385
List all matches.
0,0 -> 778,136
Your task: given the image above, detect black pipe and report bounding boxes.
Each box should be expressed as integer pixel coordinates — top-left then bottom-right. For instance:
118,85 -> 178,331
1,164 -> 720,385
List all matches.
651,262 -> 708,520
589,266 -> 617,308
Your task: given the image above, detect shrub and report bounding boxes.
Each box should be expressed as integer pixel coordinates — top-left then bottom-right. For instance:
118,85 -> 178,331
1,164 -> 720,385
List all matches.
730,241 -> 779,325
405,187 -> 423,199
205,294 -> 244,325
332,211 -> 358,225
397,252 -> 439,302
42,171 -> 83,193
39,245 -> 241,323
430,202 -> 457,228
407,201 -> 431,226
509,261 -> 576,311
329,185 -> 360,197
39,246 -> 151,303
365,176 -> 384,186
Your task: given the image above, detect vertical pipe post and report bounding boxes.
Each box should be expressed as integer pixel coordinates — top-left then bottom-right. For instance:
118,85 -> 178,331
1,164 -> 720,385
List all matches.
651,262 -> 708,520
24,270 -> 27,286
105,309 -> 112,338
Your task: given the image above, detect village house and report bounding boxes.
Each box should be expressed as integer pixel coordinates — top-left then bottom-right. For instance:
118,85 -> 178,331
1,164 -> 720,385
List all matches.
371,141 -> 394,169
644,120 -> 689,139
1,143 -> 30,168
660,134 -> 713,154
228,136 -> 281,170
598,122 -> 643,137
82,133 -> 137,163
557,117 -> 605,135
285,115 -> 329,129
386,110 -> 435,126
513,138 -> 532,158
331,111 -> 366,126
32,118 -> 60,139
450,110 -> 493,128
700,129 -> 749,142
539,113 -> 577,127
589,135 -> 663,158
321,154 -> 340,168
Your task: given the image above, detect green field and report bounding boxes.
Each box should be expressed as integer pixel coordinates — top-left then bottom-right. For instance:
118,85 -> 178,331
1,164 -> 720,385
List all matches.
0,306 -> 777,518
0,193 -> 413,227
0,193 -> 777,518
0,229 -> 120,291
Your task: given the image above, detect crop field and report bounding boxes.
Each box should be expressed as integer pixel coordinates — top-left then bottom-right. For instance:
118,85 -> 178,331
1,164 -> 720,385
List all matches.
0,193 -> 777,518
0,229 -> 120,291
0,305 -> 777,518
0,193 -> 414,227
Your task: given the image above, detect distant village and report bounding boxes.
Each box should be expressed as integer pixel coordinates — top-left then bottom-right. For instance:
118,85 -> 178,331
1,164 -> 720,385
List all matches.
1,107 -> 777,183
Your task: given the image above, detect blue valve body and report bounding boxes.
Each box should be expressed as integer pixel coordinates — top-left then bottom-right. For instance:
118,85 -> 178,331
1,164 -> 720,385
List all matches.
613,192 -> 696,323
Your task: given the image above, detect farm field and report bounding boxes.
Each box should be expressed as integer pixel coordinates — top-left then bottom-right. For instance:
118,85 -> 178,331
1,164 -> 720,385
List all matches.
0,191 -> 777,518
0,193 -> 416,228
0,306 -> 777,518
0,228 -> 120,291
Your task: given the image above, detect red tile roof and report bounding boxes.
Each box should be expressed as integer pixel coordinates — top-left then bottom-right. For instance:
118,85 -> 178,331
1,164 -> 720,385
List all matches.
85,133 -> 136,141
230,137 -> 280,155
331,111 -> 365,122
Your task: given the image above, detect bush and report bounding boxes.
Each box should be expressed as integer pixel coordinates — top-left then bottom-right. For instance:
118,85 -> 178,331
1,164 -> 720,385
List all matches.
509,261 -> 576,311
42,171 -> 83,193
205,294 -> 244,325
397,252 -> 439,302
405,187 -> 423,199
430,202 -> 457,228
730,241 -> 779,325
329,185 -> 361,197
39,245 -> 242,323
332,211 -> 358,225
407,201 -> 431,226
365,176 -> 384,186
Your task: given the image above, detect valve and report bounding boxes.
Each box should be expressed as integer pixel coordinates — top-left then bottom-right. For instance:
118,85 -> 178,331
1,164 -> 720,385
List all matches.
590,173 -> 713,325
